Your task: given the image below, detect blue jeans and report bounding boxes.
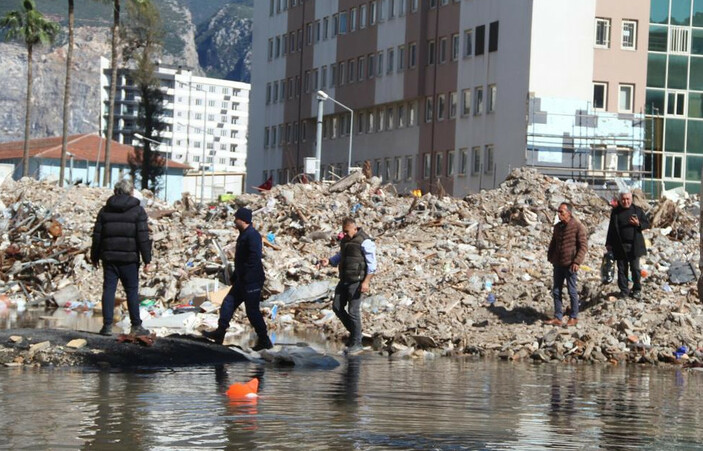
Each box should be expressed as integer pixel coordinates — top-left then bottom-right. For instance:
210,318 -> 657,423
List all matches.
102,262 -> 141,327
333,281 -> 362,345
552,266 -> 579,319
218,282 -> 268,338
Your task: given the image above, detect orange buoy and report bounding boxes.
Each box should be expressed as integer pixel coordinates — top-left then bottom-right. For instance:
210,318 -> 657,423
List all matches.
226,378 -> 259,399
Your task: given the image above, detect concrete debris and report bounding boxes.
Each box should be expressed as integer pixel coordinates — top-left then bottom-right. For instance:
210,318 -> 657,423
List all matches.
1,169 -> 702,366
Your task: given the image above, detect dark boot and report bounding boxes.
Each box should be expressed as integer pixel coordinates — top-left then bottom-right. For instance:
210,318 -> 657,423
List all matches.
202,328 -> 226,345
252,335 -> 273,351
130,325 -> 151,336
345,342 -> 364,355
99,324 -> 112,336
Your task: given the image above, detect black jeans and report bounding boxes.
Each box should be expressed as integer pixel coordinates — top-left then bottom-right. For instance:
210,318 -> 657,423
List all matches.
332,281 -> 362,345
102,262 -> 141,327
617,254 -> 641,295
552,266 -> 579,320
218,282 -> 268,338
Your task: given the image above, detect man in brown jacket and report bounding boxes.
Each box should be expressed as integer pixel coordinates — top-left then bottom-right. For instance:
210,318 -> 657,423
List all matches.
546,203 -> 588,326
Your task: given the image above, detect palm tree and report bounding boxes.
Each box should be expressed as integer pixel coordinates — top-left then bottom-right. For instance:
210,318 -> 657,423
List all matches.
101,0 -> 122,186
0,0 -> 60,178
59,0 -> 74,187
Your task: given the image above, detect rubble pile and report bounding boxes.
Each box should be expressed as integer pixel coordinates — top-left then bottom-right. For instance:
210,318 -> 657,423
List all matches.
1,169 -> 702,366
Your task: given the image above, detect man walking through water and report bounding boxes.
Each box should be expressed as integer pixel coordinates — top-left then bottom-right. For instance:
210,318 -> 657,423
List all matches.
202,207 -> 273,351
319,217 -> 377,355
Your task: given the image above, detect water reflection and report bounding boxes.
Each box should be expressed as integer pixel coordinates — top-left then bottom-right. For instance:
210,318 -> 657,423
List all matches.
0,359 -> 702,449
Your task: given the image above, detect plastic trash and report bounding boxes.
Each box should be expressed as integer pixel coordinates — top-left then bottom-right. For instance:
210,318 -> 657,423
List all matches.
484,280 -> 493,292
662,283 -> 673,293
271,304 -> 278,320
675,346 -> 688,359
486,293 -> 496,305
266,232 -> 276,244
601,251 -> 615,284
351,203 -> 362,213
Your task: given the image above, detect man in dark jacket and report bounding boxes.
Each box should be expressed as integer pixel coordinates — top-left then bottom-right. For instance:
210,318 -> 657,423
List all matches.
606,191 -> 650,299
545,203 -> 588,326
202,208 -> 272,350
319,217 -> 377,355
91,178 -> 152,336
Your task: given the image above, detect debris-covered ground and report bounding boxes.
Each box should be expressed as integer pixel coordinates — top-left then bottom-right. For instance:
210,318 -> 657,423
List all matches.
1,168 -> 702,366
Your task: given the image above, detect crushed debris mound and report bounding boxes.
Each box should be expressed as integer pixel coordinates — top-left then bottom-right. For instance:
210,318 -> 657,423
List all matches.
1,168 -> 702,366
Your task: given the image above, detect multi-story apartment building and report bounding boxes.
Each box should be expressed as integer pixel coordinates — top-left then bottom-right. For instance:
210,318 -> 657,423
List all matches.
100,58 -> 251,200
645,0 -> 703,196
249,0 -> 648,196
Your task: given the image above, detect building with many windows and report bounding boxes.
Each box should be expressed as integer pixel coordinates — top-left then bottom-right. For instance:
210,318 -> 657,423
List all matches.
249,0 -> 648,196
100,58 -> 250,200
645,0 -> 703,196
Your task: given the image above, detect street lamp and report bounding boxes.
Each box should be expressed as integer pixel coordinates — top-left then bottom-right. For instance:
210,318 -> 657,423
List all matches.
316,90 -> 354,181
134,133 -> 170,201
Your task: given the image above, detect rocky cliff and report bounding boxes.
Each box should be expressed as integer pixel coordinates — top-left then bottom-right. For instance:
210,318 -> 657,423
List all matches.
0,0 -> 252,143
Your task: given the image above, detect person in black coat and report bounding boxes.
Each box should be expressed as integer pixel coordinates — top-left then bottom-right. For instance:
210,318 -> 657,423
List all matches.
605,191 -> 650,299
91,178 -> 152,336
202,208 -> 272,351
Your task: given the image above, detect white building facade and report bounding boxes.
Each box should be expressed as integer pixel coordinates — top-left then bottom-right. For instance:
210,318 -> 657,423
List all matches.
100,58 -> 250,199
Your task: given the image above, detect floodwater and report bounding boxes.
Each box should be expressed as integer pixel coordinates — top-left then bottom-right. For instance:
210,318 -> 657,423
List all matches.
1,310 -> 703,449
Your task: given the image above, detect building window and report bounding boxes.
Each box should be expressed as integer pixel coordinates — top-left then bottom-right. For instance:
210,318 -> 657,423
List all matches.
387,48 -> 395,73
475,25 -> 485,55
595,18 -> 611,48
409,42 -> 417,67
471,146 -> 481,174
449,92 -> 457,119
451,33 -> 460,61
425,96 -> 434,122
593,82 -> 607,110
622,20 -> 637,49
387,107 -> 394,130
398,45 -> 405,70
339,12 -> 348,34
350,8 -> 357,31
427,39 -> 436,65
484,145 -> 494,174
358,57 -> 365,80
409,102 -> 417,126
411,0 -> 419,12
368,54 -> 375,78
590,146 -> 606,171
394,157 -> 401,180
264,127 -> 270,147
665,155 -> 683,178
464,29 -> 473,57
360,4 -> 367,28
437,94 -> 446,121
447,150 -> 455,176
619,84 -> 634,113
423,153 -> 431,179
398,104 -> 406,128
384,159 -> 391,181
439,37 -> 447,63
378,109 -> 385,132
667,92 -> 686,116
377,51 -> 384,76
406,156 -> 414,180
462,89 -> 471,116
488,21 -> 499,52
616,148 -> 631,172
435,152 -> 443,177
370,1 -> 377,25
474,86 -> 484,115
459,148 -> 468,175
348,60 -> 355,83
488,84 -> 497,113
669,26 -> 689,53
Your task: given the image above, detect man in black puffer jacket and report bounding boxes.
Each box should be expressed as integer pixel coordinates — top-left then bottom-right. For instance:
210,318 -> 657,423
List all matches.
91,178 -> 152,336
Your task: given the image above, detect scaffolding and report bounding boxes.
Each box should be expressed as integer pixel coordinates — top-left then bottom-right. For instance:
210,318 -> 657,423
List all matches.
526,96 -> 646,196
